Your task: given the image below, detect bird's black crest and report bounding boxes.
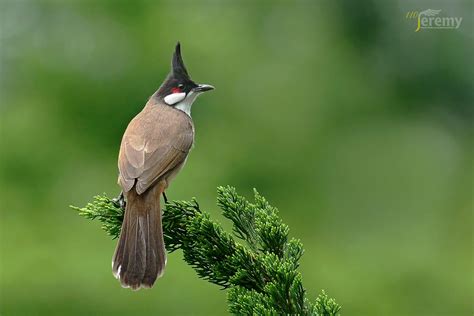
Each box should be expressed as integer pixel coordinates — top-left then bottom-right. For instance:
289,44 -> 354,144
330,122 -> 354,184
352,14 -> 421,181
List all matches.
154,42 -> 197,98
171,42 -> 190,79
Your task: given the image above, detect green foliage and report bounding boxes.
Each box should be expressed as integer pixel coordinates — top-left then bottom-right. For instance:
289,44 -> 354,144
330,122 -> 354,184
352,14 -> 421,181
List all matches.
314,290 -> 342,316
71,194 -> 124,239
72,186 -> 340,315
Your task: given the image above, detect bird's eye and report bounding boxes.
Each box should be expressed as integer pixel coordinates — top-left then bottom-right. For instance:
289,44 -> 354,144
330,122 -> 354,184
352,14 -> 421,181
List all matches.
178,84 -> 184,89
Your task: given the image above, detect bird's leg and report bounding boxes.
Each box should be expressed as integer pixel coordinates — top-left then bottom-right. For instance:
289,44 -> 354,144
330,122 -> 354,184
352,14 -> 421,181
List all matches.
162,191 -> 169,204
112,191 -> 126,210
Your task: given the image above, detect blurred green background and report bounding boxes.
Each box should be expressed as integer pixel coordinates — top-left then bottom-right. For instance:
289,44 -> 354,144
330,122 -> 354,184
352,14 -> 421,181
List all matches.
1,0 -> 472,315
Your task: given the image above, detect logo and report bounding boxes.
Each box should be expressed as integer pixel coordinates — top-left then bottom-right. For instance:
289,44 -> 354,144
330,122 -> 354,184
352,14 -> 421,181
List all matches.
406,9 -> 463,32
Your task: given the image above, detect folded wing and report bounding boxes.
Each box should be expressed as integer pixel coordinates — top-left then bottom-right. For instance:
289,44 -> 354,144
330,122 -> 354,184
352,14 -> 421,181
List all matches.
118,104 -> 194,194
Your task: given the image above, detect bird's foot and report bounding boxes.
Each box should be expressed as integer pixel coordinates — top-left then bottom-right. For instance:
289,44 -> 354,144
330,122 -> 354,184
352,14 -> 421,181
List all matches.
112,192 -> 126,210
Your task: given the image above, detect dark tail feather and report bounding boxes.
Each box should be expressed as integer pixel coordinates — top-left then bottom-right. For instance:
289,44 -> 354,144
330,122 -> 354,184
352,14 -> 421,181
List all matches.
112,183 -> 166,290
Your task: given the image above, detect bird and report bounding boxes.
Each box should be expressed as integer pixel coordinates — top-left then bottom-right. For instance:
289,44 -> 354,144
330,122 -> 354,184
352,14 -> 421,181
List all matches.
112,42 -> 214,290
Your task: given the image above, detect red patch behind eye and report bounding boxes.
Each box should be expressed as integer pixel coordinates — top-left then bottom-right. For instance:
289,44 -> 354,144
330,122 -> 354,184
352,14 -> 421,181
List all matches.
171,87 -> 182,94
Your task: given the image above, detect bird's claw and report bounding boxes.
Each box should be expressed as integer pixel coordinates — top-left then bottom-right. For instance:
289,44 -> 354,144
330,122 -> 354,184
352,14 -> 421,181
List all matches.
112,192 -> 126,210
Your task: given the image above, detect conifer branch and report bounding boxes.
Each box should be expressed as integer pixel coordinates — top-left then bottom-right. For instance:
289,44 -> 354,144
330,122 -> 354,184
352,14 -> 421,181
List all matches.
71,186 -> 341,315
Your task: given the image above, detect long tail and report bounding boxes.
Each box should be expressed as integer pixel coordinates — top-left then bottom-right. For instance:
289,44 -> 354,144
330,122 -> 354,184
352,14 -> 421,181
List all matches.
112,182 -> 166,290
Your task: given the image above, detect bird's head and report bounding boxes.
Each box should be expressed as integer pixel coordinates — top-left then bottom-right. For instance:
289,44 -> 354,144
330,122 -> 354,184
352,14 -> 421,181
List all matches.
155,43 -> 214,114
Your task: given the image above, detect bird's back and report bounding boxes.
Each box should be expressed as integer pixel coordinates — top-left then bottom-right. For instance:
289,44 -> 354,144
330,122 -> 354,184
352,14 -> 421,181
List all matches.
118,100 -> 194,194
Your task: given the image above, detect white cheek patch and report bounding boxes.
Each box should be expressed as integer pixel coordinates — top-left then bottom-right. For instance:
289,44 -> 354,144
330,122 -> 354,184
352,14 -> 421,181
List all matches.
164,92 -> 186,105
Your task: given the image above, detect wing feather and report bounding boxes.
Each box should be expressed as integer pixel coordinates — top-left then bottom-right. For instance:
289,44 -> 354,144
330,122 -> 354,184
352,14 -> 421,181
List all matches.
118,103 -> 194,194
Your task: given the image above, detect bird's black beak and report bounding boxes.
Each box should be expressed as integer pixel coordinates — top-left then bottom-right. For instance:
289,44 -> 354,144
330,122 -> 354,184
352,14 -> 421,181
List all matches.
193,84 -> 215,93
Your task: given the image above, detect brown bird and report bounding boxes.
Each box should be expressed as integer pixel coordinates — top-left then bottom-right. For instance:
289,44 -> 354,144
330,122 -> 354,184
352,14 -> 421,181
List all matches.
112,43 -> 214,290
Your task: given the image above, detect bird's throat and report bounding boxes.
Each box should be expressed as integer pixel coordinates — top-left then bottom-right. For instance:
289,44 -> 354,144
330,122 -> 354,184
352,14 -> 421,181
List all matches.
174,91 -> 200,117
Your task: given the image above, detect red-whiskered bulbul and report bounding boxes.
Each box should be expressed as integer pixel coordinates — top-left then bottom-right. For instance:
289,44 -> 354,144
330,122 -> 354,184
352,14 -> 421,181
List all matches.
112,43 -> 214,290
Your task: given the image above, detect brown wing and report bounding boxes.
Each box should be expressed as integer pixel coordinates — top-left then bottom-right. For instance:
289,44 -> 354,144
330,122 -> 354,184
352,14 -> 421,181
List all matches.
118,103 -> 194,194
